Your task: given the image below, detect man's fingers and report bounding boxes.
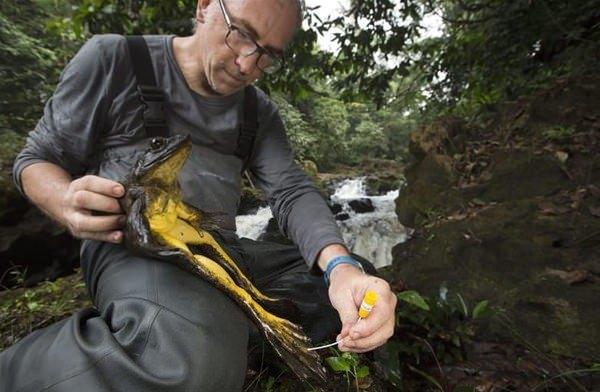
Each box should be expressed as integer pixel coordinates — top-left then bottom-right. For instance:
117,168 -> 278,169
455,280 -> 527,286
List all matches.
350,291 -> 395,337
341,314 -> 395,352
70,213 -> 126,234
78,230 -> 123,244
73,175 -> 124,198
72,190 -> 123,213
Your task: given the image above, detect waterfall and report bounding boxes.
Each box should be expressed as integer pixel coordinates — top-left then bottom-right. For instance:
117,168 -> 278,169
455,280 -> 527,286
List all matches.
330,178 -> 409,268
235,206 -> 273,240
235,177 -> 408,269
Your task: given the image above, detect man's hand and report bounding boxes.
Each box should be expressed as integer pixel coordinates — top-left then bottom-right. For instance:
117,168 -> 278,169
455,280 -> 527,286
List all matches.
328,264 -> 397,353
61,175 -> 126,243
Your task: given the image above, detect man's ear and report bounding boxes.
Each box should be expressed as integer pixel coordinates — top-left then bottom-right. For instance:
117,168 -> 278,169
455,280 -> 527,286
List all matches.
196,0 -> 212,23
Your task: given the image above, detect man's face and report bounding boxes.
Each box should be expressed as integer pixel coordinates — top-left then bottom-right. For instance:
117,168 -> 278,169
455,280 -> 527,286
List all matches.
195,0 -> 298,96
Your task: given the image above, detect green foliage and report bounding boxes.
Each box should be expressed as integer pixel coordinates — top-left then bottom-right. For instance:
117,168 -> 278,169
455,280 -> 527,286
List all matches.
0,131 -> 25,212
415,0 -> 600,120
0,4 -> 57,133
543,125 -> 575,142
271,93 -> 317,162
0,270 -> 90,351
1,0 -> 81,134
325,350 -> 370,391
308,96 -> 350,169
374,286 -> 496,389
274,93 -> 409,170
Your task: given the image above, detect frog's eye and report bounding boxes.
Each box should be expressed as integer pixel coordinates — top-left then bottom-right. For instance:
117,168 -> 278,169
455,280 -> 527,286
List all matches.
150,137 -> 165,150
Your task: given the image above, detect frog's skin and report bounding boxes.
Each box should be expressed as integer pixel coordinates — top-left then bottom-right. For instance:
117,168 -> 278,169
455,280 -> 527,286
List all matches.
119,135 -> 328,387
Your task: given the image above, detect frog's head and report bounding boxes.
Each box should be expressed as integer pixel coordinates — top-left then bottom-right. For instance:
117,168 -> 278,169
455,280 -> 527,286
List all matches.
132,135 -> 192,188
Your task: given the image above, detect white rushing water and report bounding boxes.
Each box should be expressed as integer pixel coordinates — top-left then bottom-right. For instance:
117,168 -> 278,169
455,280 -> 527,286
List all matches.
235,178 -> 409,268
235,206 -> 273,240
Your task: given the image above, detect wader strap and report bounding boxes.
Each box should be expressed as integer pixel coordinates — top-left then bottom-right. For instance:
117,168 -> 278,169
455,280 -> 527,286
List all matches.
236,86 -> 259,172
125,36 -> 259,167
125,35 -> 169,138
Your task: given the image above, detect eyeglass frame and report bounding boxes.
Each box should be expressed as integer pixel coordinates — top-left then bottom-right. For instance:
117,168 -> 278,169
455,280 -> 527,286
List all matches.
216,0 -> 284,74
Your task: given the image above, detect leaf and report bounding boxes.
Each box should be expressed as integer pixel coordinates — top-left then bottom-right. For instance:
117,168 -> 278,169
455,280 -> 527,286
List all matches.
472,300 -> 489,319
397,290 -> 430,311
326,356 -> 351,373
456,293 -> 469,317
342,351 -> 360,367
356,365 -> 370,379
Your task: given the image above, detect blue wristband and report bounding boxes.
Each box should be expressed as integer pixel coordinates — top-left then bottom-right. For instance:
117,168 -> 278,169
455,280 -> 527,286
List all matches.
324,255 -> 364,286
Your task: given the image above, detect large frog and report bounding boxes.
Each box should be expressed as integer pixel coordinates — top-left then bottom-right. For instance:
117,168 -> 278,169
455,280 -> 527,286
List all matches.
118,134 -> 328,387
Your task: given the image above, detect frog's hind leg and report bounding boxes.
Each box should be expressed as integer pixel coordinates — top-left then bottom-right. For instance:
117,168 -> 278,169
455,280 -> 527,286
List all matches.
182,227 -> 281,304
189,242 -> 300,323
191,253 -> 328,387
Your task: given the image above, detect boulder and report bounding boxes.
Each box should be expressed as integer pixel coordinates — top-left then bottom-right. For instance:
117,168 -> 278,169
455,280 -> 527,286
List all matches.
392,199 -> 600,360
0,208 -> 79,288
395,152 -> 463,227
348,198 -> 375,214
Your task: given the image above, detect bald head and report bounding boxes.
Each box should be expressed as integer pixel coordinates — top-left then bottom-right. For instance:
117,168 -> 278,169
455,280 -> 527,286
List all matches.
193,0 -> 304,34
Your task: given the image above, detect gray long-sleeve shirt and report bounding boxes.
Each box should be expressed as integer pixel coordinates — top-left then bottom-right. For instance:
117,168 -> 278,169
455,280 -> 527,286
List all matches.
12,34 -> 344,267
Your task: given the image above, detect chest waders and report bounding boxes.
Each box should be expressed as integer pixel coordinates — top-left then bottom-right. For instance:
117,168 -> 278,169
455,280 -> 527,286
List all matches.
124,35 -> 259,171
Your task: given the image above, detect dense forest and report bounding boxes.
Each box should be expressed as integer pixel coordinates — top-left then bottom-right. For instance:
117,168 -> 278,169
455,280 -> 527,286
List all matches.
1,0 -> 599,390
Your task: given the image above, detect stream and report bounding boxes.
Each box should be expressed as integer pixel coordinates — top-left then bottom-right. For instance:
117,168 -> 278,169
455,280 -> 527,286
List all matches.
236,178 -> 409,268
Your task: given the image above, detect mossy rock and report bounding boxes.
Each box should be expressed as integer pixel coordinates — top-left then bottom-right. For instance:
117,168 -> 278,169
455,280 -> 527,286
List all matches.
238,185 -> 267,215
479,151 -> 573,202
395,152 -> 463,227
408,116 -> 468,160
392,200 -> 600,360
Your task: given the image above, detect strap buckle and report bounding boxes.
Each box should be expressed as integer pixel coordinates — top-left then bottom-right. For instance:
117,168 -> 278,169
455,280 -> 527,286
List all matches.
137,85 -> 166,127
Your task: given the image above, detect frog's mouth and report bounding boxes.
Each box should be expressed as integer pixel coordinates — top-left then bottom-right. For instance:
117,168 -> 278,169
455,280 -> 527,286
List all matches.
135,135 -> 192,188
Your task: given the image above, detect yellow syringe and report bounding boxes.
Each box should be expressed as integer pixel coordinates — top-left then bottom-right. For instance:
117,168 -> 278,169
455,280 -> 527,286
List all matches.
358,290 -> 378,318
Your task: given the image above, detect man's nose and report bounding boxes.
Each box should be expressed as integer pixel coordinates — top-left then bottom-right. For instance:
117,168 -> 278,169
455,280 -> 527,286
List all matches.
235,54 -> 261,76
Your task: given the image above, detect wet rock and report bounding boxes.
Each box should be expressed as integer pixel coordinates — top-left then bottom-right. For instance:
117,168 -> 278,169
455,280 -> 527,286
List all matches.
409,116 -> 469,160
0,208 -> 79,288
335,213 -> 350,221
237,186 -> 267,215
395,152 -> 463,227
348,199 -> 375,214
329,203 -> 342,215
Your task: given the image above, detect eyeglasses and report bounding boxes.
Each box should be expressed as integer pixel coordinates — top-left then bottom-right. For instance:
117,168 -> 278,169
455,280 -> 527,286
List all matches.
217,0 -> 284,74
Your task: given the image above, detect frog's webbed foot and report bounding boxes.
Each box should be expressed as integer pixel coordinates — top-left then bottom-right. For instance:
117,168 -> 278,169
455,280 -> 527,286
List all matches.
258,305 -> 328,387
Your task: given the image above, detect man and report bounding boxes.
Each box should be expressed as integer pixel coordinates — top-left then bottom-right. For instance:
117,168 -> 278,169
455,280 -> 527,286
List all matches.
0,0 -> 396,390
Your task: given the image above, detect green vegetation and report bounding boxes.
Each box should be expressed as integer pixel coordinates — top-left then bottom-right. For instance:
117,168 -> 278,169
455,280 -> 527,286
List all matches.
373,287 -> 494,390
0,269 -> 91,351
325,350 -> 371,391
543,125 -> 576,142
